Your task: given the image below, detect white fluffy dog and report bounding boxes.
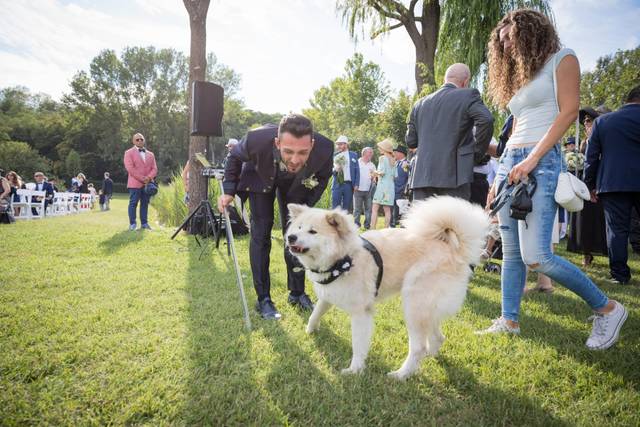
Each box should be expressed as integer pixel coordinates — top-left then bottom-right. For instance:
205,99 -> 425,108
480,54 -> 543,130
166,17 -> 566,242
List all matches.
286,196 -> 490,380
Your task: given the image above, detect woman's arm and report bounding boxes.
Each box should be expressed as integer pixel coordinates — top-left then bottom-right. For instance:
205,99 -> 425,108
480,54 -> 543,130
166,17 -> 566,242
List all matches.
508,55 -> 580,183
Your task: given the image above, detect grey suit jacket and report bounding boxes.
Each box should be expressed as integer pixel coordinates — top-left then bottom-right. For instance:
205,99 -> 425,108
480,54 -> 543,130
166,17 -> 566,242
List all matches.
405,83 -> 494,189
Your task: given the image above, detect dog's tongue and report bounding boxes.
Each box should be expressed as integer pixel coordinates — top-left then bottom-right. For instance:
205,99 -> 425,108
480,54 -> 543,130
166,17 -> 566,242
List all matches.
290,244 -> 305,253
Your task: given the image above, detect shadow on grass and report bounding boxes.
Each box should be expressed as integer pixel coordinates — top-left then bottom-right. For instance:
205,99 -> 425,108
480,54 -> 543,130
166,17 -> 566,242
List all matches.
469,290 -> 640,390
98,230 -> 145,253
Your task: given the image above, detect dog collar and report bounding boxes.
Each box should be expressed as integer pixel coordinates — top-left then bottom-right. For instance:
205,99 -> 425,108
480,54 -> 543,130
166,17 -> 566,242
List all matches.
310,255 -> 354,285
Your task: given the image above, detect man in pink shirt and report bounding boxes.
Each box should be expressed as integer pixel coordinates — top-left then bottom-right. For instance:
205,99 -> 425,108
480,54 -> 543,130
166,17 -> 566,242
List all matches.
124,133 -> 158,231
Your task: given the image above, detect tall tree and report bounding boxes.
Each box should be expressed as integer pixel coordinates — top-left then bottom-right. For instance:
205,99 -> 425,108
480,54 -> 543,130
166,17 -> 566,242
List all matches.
336,0 -> 552,92
304,53 -> 389,139
183,0 -> 211,213
581,46 -> 640,110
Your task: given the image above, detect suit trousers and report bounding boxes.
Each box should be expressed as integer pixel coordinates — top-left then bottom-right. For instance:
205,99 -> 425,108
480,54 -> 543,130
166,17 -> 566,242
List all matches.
248,186 -> 306,301
413,183 -> 471,202
600,192 -> 640,282
128,188 -> 150,225
353,189 -> 372,228
331,181 -> 354,212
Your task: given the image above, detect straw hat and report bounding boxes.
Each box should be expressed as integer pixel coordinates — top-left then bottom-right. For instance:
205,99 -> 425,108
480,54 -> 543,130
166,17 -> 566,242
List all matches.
377,138 -> 394,153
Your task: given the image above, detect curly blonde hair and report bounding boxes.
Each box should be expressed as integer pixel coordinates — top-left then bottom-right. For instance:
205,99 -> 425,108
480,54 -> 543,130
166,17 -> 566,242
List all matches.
487,9 -> 560,109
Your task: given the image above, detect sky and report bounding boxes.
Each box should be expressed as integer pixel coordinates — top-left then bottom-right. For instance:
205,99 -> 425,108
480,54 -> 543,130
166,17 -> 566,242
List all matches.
0,0 -> 639,114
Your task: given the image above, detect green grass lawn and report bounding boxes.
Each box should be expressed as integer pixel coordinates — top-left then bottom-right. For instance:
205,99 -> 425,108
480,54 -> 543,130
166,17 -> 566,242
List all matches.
1,195 -> 639,426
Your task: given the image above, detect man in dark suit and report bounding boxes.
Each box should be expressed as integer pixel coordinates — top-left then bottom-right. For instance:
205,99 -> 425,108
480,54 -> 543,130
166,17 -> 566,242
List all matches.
218,114 -> 334,319
585,85 -> 640,285
32,172 -> 54,216
406,63 -> 494,201
101,172 -> 113,211
331,135 -> 359,212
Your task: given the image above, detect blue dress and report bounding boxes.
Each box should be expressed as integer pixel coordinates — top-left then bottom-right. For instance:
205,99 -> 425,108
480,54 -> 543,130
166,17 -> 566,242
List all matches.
373,155 -> 396,206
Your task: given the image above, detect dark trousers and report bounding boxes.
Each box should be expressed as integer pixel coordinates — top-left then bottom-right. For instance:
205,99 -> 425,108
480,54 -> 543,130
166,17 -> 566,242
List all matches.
391,192 -> 404,227
331,181 -> 354,212
128,188 -> 150,225
600,192 -> 640,282
631,208 -> 640,253
248,187 -> 305,301
470,173 -> 489,207
413,183 -> 471,202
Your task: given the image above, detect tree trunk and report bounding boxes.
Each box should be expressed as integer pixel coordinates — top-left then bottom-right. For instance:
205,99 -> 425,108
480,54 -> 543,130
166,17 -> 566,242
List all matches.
184,0 -> 210,215
412,0 -> 440,93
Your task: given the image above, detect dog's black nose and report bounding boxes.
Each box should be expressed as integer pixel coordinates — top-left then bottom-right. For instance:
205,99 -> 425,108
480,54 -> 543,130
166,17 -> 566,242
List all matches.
287,234 -> 297,244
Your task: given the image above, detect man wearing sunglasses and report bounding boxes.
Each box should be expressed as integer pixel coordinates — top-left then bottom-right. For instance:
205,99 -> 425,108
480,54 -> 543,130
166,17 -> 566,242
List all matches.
124,132 -> 158,231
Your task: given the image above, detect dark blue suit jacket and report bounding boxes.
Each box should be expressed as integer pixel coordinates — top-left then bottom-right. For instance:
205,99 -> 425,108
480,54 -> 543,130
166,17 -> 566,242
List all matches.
394,159 -> 410,196
331,151 -> 360,189
223,124 -> 334,206
584,104 -> 640,193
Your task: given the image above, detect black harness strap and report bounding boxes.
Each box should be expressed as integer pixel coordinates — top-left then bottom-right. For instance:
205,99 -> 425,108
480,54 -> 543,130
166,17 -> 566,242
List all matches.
360,237 -> 384,297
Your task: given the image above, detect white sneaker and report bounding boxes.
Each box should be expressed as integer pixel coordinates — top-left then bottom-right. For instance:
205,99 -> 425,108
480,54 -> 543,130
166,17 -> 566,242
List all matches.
475,317 -> 520,335
586,301 -> 628,350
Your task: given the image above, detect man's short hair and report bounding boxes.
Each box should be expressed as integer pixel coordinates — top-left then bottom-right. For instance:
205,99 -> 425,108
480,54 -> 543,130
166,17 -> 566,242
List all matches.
278,114 -> 313,139
361,147 -> 373,156
34,172 -> 44,177
626,85 -> 640,104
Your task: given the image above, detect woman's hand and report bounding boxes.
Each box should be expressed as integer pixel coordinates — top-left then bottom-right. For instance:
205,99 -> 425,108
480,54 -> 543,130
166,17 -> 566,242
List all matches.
485,185 -> 497,211
508,155 -> 539,184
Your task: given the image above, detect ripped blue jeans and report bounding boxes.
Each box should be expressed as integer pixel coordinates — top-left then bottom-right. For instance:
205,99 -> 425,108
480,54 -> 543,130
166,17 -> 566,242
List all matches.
496,145 -> 608,322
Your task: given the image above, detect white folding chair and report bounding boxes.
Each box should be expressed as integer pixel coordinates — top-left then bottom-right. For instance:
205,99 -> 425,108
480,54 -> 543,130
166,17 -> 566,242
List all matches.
28,190 -> 46,219
14,189 -> 32,220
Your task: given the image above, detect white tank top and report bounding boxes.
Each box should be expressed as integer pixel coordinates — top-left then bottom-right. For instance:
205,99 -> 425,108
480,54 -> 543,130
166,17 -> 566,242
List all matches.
507,48 -> 576,146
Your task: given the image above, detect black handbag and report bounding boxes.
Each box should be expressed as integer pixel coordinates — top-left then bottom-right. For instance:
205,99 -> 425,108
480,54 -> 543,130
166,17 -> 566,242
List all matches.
490,174 -> 537,223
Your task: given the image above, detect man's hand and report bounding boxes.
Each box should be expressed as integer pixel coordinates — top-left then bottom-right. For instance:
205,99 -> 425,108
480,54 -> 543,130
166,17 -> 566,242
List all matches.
142,176 -> 150,184
217,194 -> 234,212
590,190 -> 598,203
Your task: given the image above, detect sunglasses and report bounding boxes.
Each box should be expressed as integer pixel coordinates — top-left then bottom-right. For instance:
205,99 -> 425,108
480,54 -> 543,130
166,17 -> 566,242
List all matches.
135,138 -> 144,142
584,118 -> 593,125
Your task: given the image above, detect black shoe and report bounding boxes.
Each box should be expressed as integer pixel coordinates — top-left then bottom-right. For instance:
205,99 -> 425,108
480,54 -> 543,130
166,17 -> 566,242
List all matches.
255,298 -> 282,320
288,293 -> 314,311
608,277 -> 630,285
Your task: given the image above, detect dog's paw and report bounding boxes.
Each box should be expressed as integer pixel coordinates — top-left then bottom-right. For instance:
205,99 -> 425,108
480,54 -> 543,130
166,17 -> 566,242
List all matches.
387,369 -> 412,381
340,366 -> 364,375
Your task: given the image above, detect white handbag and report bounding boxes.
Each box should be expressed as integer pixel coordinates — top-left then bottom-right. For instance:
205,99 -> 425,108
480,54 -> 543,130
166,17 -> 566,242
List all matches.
555,172 -> 591,212
549,49 -> 591,212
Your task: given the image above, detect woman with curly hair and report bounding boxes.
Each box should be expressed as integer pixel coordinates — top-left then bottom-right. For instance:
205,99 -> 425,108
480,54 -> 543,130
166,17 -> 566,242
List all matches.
477,9 -> 626,350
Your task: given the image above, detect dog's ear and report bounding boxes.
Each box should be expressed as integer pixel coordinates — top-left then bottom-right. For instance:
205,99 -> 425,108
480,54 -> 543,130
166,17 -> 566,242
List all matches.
325,211 -> 352,238
288,203 -> 307,220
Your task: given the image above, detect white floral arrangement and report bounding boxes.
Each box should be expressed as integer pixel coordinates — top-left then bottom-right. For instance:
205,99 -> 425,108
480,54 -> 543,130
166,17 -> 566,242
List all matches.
302,174 -> 319,189
334,155 -> 346,184
565,151 -> 585,172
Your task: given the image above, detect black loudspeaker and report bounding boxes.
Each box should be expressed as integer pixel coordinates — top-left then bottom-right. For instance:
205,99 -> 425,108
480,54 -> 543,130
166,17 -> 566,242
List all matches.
191,81 -> 224,136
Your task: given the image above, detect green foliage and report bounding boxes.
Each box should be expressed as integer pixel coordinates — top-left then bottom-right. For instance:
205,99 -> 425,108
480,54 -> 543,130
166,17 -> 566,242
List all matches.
581,46 -> 640,110
304,53 -> 389,140
0,140 -> 51,178
336,0 -> 552,89
64,149 -> 82,178
437,0 -> 553,84
1,198 -> 640,425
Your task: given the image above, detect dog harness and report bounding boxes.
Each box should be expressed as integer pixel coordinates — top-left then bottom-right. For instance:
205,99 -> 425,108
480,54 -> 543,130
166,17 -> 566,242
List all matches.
309,237 -> 384,297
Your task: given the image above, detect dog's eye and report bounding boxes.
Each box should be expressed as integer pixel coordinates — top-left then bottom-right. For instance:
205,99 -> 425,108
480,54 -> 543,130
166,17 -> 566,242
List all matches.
308,229 -> 317,234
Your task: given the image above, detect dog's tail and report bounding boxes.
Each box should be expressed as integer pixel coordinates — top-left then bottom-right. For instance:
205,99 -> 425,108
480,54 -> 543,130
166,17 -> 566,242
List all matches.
401,196 -> 490,265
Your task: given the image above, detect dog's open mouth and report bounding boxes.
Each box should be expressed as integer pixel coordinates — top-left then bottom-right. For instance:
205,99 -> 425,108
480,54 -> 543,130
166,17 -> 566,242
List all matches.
288,244 -> 309,254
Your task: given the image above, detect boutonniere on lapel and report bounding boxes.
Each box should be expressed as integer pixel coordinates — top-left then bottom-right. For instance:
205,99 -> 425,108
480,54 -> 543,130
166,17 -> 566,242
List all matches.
402,161 -> 410,173
279,160 -> 288,172
302,174 -> 319,189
